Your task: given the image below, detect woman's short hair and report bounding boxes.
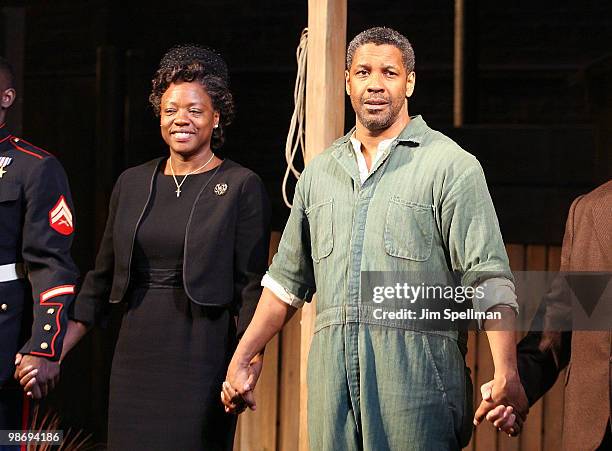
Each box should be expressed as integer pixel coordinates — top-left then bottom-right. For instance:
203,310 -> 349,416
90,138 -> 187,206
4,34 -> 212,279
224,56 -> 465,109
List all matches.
149,44 -> 235,150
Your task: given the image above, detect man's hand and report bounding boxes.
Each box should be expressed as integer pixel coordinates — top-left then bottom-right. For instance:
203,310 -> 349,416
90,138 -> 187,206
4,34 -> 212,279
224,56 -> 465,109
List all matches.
473,375 -> 528,436
14,353 -> 60,400
219,290 -> 296,414
221,353 -> 264,414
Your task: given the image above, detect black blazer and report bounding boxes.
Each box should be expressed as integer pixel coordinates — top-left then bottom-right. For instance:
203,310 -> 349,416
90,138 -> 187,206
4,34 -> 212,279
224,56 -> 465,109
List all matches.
72,157 -> 271,336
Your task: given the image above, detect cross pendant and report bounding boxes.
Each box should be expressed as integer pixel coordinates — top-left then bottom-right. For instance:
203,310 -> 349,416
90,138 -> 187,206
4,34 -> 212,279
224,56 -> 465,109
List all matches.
0,167 -> 6,178
176,187 -> 181,197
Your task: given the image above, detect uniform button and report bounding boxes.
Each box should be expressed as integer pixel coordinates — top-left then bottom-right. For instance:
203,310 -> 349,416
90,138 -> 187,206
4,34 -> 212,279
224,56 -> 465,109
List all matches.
40,342 -> 49,350
47,308 -> 55,314
43,324 -> 52,331
1,304 -> 7,312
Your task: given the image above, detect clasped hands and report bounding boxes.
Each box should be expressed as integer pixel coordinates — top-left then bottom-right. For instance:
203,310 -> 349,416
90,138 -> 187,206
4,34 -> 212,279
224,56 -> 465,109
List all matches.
13,353 -> 60,400
220,353 -> 264,415
473,372 -> 529,436
219,352 -> 529,438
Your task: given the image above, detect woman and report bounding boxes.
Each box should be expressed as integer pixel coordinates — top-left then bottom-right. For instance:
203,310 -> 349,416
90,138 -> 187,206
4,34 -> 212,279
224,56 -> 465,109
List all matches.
44,45 -> 269,450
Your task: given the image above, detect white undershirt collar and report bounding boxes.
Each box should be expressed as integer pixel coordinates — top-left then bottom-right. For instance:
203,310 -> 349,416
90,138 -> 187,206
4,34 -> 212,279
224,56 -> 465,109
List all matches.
349,133 -> 397,184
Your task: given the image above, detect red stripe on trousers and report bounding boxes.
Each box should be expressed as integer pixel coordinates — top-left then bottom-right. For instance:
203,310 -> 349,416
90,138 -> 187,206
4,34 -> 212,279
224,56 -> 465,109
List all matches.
20,393 -> 30,451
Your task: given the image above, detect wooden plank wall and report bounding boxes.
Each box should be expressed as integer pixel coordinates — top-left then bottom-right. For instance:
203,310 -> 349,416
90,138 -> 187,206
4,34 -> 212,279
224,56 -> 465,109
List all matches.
235,243 -> 566,451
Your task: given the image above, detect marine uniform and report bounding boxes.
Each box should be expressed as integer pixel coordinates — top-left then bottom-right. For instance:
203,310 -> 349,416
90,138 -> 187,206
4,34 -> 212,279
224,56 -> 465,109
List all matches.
0,122 -> 78,430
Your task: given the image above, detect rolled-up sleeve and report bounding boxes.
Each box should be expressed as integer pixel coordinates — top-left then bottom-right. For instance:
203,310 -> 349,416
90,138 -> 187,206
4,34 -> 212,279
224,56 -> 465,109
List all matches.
441,162 -> 518,320
475,277 -> 518,314
261,274 -> 305,308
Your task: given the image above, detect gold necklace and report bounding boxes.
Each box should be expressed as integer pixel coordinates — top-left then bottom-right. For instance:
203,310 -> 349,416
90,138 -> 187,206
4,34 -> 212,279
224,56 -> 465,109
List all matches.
169,153 -> 215,197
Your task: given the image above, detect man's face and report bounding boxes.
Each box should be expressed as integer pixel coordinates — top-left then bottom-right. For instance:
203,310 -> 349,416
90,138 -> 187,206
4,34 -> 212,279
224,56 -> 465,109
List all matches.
345,43 -> 415,132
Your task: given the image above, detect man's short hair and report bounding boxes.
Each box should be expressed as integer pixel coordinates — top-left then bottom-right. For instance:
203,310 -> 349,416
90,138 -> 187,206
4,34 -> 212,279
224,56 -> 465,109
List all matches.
0,57 -> 15,88
346,27 -> 415,72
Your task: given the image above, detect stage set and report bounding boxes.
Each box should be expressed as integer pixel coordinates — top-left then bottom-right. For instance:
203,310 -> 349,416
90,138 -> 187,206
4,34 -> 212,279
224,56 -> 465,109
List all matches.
1,1 -> 611,450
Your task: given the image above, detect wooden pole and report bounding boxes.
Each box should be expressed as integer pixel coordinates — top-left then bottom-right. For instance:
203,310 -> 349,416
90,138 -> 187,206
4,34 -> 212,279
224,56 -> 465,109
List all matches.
454,0 -> 464,128
301,1 -> 346,449
304,0 -> 347,164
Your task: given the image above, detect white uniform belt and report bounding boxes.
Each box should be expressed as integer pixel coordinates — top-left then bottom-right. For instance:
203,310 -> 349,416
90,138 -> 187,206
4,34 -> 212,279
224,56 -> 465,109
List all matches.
0,263 -> 26,283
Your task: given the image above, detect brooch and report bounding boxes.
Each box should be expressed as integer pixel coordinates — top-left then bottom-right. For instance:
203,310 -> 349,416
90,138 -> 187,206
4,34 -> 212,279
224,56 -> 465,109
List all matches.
214,183 -> 228,196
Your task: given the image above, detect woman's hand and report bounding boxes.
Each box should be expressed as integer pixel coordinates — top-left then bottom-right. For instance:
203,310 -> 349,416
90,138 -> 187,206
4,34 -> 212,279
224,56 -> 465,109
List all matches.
221,353 -> 264,414
220,290 -> 296,414
473,375 -> 528,436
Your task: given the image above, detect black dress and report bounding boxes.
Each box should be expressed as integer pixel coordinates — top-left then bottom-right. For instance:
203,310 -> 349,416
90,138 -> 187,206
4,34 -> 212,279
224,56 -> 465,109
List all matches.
107,167 -> 236,450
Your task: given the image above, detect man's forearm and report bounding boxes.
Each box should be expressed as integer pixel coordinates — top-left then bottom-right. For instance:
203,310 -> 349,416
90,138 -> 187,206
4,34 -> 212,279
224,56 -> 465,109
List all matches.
233,287 -> 297,365
484,306 -> 518,376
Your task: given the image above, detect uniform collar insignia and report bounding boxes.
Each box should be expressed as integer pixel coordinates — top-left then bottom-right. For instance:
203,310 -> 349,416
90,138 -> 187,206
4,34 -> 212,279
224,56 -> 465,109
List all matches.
0,156 -> 13,178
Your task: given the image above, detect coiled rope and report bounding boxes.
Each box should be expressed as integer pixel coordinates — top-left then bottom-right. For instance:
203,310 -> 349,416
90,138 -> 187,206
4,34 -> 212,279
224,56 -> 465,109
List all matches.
282,28 -> 308,208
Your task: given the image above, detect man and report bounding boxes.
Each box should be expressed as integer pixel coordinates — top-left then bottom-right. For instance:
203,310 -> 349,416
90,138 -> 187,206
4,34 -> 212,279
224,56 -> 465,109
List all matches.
223,27 -> 527,450
476,180 -> 612,450
0,57 -> 78,431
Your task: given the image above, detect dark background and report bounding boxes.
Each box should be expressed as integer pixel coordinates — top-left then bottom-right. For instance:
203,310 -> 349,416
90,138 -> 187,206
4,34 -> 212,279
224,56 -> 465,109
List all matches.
1,0 -> 612,445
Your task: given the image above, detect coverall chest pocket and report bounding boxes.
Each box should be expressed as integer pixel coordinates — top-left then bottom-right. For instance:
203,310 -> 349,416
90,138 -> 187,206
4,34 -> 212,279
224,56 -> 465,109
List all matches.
384,196 -> 434,261
305,199 -> 334,263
